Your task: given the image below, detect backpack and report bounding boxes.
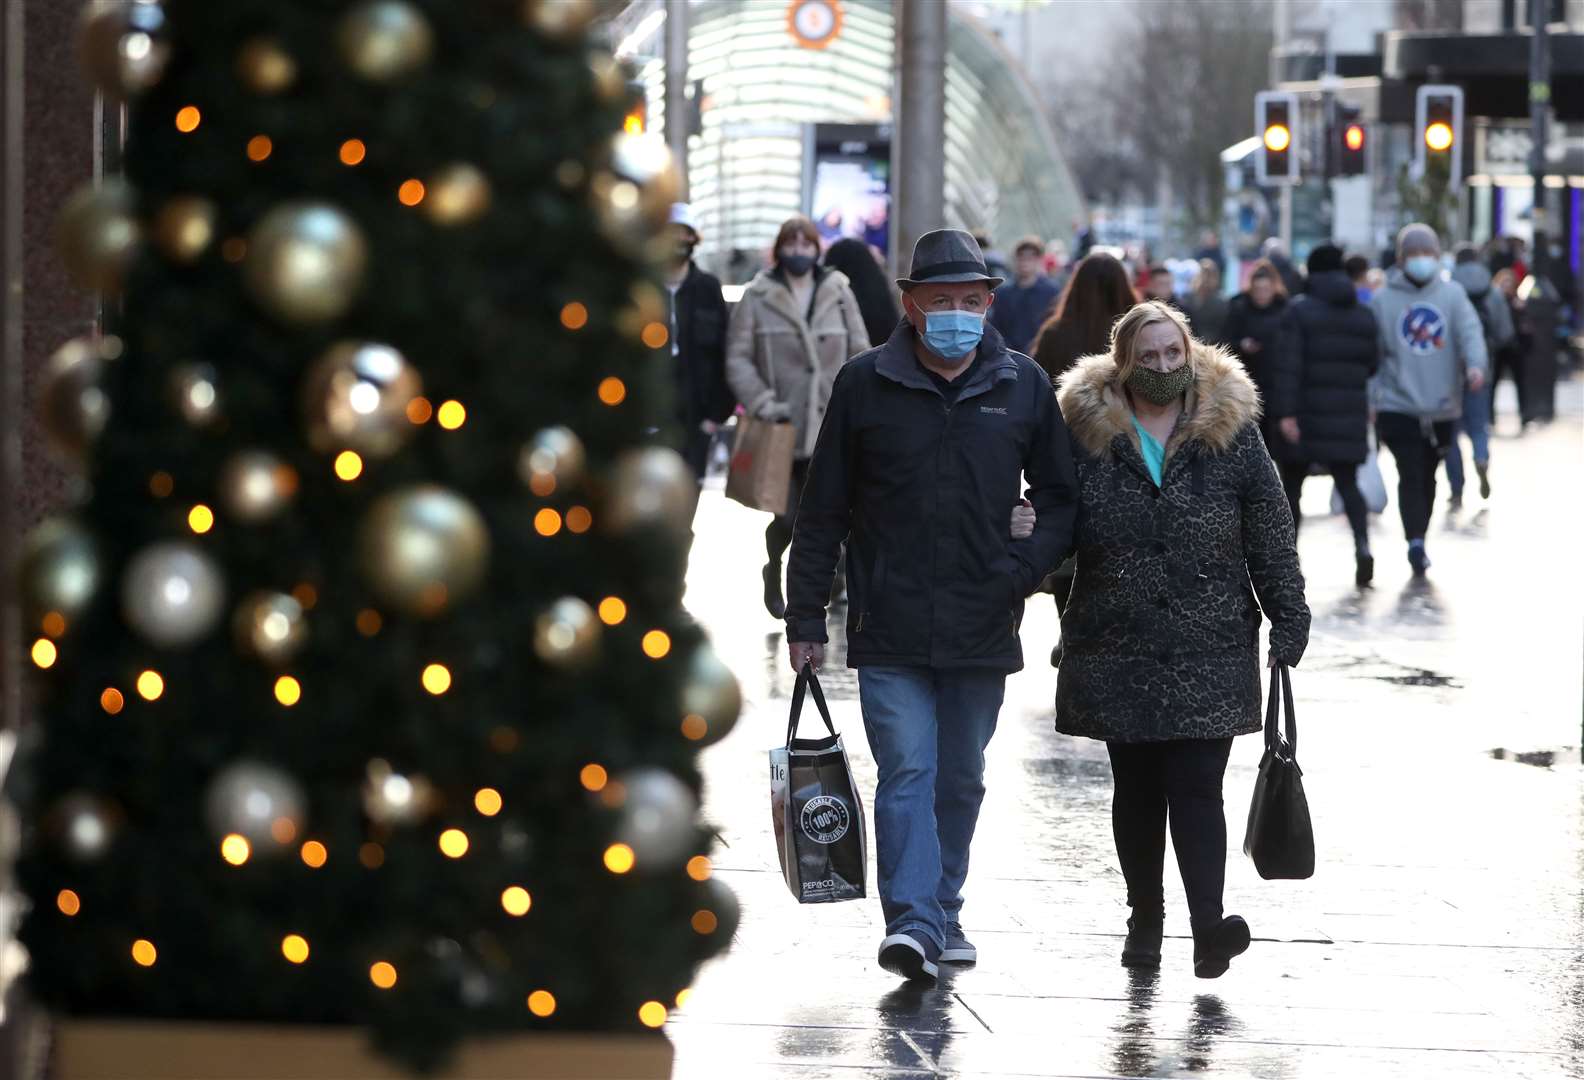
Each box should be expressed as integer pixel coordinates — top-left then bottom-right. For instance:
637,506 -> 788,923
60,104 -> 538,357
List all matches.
1465,284 -> 1498,349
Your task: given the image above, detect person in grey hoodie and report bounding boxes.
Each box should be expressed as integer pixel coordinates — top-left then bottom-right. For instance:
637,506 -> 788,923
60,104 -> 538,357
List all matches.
1368,224 -> 1489,577
1447,245 -> 1516,507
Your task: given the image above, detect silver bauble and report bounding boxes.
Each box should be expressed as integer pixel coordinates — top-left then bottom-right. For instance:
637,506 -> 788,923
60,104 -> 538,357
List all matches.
616,767 -> 698,869
56,180 -> 141,293
517,426 -> 586,496
169,363 -> 222,427
121,541 -> 225,648
302,341 -> 422,458
680,644 -> 742,747
52,792 -> 120,862
78,1 -> 171,99
697,876 -> 740,952
205,761 -> 306,849
243,202 -> 368,325
152,196 -> 217,264
233,591 -> 307,666
338,1 -> 434,82
20,517 -> 101,625
533,597 -> 600,670
219,450 -> 295,523
359,486 -> 490,617
361,759 -> 434,826
40,336 -> 112,460
423,164 -> 492,227
602,446 -> 695,535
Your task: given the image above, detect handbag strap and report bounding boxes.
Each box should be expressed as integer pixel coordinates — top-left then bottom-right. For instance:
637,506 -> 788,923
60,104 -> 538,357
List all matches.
1264,664 -> 1298,756
786,661 -> 837,747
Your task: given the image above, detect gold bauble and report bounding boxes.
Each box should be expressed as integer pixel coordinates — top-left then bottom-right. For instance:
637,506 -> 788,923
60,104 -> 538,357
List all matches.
52,793 -> 121,862
219,450 -> 295,523
233,591 -> 307,666
339,1 -> 434,83
517,426 -> 586,495
243,202 -> 368,325
169,363 -> 222,427
359,486 -> 490,617
205,761 -> 306,849
77,1 -> 171,100
602,447 -> 695,535
20,517 -> 100,626
302,341 -> 422,458
362,759 -> 435,826
534,597 -> 600,670
40,336 -> 112,460
524,0 -> 598,39
423,164 -> 492,227
680,644 -> 741,747
56,180 -> 141,293
237,36 -> 298,95
152,196 -> 218,264
591,135 -> 679,256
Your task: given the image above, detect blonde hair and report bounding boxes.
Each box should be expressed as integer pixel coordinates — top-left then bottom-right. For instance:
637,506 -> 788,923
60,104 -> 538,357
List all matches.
1110,300 -> 1194,384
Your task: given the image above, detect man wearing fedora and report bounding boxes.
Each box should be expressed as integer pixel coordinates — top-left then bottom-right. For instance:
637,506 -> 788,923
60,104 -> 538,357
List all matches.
785,229 -> 1079,981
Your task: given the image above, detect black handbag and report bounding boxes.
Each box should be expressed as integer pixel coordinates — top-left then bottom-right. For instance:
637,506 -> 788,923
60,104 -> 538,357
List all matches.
1242,665 -> 1315,880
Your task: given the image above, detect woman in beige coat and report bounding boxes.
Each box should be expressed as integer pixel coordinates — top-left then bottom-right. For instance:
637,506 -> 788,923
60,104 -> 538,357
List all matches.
727,215 -> 870,618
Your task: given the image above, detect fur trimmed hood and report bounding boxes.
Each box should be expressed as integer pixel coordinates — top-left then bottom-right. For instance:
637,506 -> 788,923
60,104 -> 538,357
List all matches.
1056,341 -> 1262,462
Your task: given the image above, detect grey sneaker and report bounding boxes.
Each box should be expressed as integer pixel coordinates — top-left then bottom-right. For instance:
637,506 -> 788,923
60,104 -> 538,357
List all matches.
941,922 -> 977,965
878,931 -> 940,982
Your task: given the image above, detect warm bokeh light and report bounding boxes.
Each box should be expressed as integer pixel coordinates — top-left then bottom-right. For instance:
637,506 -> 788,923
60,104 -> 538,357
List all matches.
489,725 -> 520,753
1262,123 -> 1291,153
640,322 -> 669,350
100,687 -> 125,715
42,611 -> 68,637
474,788 -> 502,816
436,400 -> 466,430
369,961 -> 398,989
188,503 -> 215,534
31,638 -> 57,669
405,396 -> 432,424
398,178 -> 426,206
270,817 -> 297,844
603,843 -> 635,874
642,630 -> 672,659
221,237 -> 247,262
334,450 -> 363,481
691,909 -> 719,934
560,302 -> 588,330
527,990 -> 556,1017
131,939 -> 158,966
356,609 -> 383,636
529,472 -> 556,497
292,583 -> 319,609
149,471 -> 174,497
246,134 -> 273,162
597,376 -> 627,406
438,828 -> 469,858
281,934 -> 310,964
220,834 -> 251,866
598,597 -> 627,625
421,663 -> 452,696
686,855 -> 712,882
339,138 -> 367,166
359,842 -> 385,869
300,840 -> 328,868
500,885 -> 532,916
638,1001 -> 668,1028
175,106 -> 201,133
580,763 -> 608,792
534,508 -> 562,537
57,889 -> 81,916
676,988 -> 693,1009
274,675 -> 302,707
136,670 -> 164,701
1425,120 -> 1454,152
565,506 -> 593,534
681,714 -> 709,741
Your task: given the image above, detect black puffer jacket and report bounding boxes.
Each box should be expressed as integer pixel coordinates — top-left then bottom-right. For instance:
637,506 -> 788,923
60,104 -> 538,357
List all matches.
1221,292 -> 1287,430
1052,344 -> 1310,743
1269,270 -> 1380,465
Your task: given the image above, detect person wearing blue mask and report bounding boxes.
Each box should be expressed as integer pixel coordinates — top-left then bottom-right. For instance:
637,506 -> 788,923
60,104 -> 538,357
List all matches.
784,229 -> 1079,983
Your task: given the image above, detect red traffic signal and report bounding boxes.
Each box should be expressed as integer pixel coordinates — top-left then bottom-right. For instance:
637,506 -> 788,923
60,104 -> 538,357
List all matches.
1334,104 -> 1366,177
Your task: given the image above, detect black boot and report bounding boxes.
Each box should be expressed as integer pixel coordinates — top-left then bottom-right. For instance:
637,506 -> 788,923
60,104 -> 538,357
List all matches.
1192,915 -> 1251,979
762,562 -> 785,619
1120,914 -> 1163,969
1354,553 -> 1374,588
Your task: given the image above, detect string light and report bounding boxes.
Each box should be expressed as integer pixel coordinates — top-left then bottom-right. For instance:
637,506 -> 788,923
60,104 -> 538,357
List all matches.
100,688 -> 124,715
638,1001 -> 668,1028
246,134 -> 273,162
500,886 -> 531,916
603,843 -> 635,874
580,763 -> 608,792
676,988 -> 693,1009
149,471 -> 174,497
369,961 -> 398,989
527,990 -> 556,1017
640,322 -> 669,349
292,583 -> 319,610
274,675 -> 302,707
642,630 -> 672,659
136,670 -> 164,701
690,910 -> 718,934
271,817 -> 297,844
300,840 -> 328,868
560,302 -> 588,330
356,609 -> 383,636
359,842 -> 385,869
686,856 -> 711,882
31,638 -> 57,669
220,834 -> 251,866
57,889 -> 81,916
188,503 -> 215,534
334,450 -> 363,481
436,400 -> 466,430
438,828 -> 469,858
131,939 -> 158,967
339,138 -> 367,166
597,377 -> 627,406
528,472 -> 556,497
175,106 -> 201,133
41,611 -> 67,637
421,663 -> 452,696
281,934 -> 310,964
681,714 -> 709,740
534,509 -> 562,537
598,597 -> 627,625
405,396 -> 432,424
566,506 -> 593,534
398,179 -> 425,206
473,788 -> 502,816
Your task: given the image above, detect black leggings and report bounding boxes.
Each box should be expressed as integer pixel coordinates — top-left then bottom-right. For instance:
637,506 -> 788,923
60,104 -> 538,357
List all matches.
1376,413 -> 1454,543
765,459 -> 812,567
1279,460 -> 1369,550
1106,738 -> 1234,929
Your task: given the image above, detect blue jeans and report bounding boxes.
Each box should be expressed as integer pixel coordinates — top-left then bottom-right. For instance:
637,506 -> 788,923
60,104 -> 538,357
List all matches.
857,665 -> 1006,950
1444,383 -> 1491,497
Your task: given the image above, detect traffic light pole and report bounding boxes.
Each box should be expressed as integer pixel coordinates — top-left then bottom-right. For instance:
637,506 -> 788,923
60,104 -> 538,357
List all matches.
895,0 -> 946,277
664,0 -> 690,201
1529,0 -> 1550,277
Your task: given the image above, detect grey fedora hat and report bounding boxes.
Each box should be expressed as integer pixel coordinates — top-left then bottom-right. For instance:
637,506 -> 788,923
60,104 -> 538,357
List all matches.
896,228 -> 1004,289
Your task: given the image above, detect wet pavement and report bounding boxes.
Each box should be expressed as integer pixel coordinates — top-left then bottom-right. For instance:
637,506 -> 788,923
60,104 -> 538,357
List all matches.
671,384 -> 1584,1079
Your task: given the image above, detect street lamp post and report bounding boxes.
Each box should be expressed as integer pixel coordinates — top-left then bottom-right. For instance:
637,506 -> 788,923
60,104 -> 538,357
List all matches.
894,0 -> 945,275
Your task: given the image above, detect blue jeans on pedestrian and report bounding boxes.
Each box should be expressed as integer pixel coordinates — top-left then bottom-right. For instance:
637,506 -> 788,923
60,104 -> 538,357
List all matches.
1444,383 -> 1491,497
856,665 -> 1006,951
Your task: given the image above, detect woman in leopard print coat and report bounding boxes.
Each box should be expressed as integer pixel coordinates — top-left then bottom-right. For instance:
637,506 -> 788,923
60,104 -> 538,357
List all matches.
1053,301 -> 1310,980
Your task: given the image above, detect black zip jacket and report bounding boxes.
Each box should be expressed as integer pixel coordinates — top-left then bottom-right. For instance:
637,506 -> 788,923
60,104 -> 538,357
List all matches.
786,321 -> 1079,672
670,263 -> 733,475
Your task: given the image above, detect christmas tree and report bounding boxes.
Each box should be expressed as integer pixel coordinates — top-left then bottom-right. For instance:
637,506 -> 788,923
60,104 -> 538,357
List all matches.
16,0 -> 739,1068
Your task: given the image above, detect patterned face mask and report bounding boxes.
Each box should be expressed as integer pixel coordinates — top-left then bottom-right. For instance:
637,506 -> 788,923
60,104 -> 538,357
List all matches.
1126,363 -> 1194,405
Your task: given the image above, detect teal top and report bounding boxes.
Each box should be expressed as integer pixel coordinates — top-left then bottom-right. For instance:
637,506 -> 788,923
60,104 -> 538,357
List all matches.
1131,416 -> 1165,487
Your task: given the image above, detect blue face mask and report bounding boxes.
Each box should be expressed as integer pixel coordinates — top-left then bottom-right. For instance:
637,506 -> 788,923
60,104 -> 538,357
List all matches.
920,309 -> 985,360
1404,255 -> 1440,283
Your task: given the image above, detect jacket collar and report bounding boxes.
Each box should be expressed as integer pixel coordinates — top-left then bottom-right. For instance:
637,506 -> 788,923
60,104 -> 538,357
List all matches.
1056,340 -> 1261,464
747,267 -> 841,328
875,319 -> 1020,400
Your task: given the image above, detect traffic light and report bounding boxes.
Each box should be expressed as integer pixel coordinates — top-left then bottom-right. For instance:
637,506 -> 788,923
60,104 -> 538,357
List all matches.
624,78 -> 647,134
1336,104 -> 1366,177
1414,84 -> 1464,186
1255,91 -> 1299,186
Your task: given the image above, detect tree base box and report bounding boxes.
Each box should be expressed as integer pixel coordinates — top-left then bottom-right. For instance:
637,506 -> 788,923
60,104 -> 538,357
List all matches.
55,1020 -> 674,1080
